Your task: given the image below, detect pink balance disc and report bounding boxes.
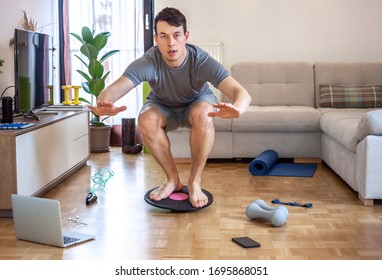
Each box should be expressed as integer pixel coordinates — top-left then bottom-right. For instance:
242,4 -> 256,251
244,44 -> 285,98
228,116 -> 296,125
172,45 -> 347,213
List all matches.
169,192 -> 189,201
144,186 -> 213,212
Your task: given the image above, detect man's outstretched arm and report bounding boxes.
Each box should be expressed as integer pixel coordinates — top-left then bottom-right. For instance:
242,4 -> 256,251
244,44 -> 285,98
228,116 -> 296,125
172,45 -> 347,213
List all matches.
208,76 -> 251,119
88,76 -> 135,116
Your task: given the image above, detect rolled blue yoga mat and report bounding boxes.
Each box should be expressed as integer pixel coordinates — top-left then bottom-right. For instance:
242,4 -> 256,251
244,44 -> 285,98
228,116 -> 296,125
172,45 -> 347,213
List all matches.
248,150 -> 317,177
248,149 -> 279,175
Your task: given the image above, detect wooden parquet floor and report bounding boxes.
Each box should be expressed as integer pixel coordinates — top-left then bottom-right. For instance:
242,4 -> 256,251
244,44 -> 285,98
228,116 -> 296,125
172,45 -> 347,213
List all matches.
1,147 -> 382,260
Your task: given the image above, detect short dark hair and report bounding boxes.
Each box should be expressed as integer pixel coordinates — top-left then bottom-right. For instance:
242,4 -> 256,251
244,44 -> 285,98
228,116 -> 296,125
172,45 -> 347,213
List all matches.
154,7 -> 187,34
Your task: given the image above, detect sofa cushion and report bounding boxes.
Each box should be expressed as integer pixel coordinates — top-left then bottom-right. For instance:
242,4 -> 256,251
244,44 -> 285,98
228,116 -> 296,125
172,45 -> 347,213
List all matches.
356,110 -> 382,142
232,62 -> 315,107
170,116 -> 232,133
232,106 -> 321,132
320,111 -> 365,152
319,85 -> 382,108
213,117 -> 232,131
314,62 -> 382,107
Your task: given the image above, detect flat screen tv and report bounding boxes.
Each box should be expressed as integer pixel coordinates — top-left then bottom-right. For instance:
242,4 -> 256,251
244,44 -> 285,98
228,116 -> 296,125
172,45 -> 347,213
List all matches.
13,28 -> 54,119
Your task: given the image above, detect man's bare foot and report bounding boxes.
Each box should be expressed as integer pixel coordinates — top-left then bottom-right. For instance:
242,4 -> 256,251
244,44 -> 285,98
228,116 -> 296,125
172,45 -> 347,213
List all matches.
150,181 -> 183,201
188,183 -> 208,208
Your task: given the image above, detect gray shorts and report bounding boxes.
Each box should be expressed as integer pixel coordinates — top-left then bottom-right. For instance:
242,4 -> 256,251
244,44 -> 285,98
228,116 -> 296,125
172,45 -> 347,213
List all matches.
140,92 -> 218,132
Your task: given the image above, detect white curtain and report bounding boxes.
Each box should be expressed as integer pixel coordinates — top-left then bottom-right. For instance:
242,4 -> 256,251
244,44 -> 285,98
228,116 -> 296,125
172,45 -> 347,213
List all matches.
68,0 -> 144,124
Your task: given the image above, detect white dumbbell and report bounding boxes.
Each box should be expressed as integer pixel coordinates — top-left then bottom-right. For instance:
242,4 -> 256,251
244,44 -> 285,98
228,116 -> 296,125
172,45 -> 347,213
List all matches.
254,199 -> 289,217
246,200 -> 289,227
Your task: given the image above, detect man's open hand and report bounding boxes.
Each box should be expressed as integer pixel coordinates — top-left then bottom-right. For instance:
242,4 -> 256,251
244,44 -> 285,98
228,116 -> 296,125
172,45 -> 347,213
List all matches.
88,100 -> 127,116
207,102 -> 240,119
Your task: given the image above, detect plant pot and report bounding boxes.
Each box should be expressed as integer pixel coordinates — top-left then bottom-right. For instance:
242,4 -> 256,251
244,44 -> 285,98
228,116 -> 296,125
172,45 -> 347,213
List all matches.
90,125 -> 112,153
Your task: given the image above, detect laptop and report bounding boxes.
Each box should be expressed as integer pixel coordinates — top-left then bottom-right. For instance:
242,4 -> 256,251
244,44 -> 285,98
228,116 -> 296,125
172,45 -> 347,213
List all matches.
11,194 -> 95,247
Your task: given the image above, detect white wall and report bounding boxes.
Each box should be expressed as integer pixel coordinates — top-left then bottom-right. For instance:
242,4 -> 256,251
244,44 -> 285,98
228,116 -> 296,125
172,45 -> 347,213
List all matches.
0,0 -> 56,98
155,0 -> 382,70
2,1 -> 382,97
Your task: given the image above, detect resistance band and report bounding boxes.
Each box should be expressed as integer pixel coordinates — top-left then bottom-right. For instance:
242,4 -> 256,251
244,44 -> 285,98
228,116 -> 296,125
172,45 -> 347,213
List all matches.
272,198 -> 313,208
88,168 -> 114,193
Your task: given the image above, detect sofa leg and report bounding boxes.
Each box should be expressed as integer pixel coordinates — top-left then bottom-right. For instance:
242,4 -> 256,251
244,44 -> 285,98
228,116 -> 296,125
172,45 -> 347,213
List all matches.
358,193 -> 374,206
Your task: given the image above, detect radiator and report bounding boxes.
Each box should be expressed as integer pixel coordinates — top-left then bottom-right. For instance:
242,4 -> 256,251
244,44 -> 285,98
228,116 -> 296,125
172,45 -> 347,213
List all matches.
191,42 -> 223,101
194,42 -> 223,64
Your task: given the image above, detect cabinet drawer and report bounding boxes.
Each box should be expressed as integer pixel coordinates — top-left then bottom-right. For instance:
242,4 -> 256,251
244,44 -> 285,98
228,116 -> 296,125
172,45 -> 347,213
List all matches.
15,113 -> 89,195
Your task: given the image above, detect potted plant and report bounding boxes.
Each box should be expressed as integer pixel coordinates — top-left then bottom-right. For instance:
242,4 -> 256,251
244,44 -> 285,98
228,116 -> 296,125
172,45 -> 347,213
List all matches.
70,26 -> 120,152
0,59 -> 4,73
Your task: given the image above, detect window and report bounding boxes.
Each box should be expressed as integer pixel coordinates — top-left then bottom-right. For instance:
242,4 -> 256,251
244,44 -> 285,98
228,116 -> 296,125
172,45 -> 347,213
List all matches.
66,0 -> 144,123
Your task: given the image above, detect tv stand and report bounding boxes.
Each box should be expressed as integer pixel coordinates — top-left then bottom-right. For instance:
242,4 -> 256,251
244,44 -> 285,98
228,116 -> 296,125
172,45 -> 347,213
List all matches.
0,110 -> 90,217
23,110 -> 40,121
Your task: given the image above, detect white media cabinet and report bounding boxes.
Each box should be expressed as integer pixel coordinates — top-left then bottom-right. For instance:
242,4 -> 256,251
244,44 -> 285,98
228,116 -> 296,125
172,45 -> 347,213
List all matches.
0,110 -> 90,217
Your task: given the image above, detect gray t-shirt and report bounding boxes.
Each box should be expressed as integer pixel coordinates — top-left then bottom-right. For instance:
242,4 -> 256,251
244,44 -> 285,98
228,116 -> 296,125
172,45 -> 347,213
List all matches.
123,43 -> 229,107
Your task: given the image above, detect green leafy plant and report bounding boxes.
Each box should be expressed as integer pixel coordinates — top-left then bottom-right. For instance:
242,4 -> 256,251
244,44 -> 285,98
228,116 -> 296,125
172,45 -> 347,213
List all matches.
0,59 -> 4,73
70,26 -> 120,126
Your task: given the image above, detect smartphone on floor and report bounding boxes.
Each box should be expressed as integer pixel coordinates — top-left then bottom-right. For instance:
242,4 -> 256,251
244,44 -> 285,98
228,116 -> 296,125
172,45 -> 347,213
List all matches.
232,237 -> 261,248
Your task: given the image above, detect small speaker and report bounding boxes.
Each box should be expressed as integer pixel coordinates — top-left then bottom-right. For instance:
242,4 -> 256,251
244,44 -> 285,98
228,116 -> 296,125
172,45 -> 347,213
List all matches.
1,96 -> 13,123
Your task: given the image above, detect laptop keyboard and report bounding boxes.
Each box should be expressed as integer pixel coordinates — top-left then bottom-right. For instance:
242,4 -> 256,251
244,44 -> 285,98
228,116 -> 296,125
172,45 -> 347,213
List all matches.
63,236 -> 80,244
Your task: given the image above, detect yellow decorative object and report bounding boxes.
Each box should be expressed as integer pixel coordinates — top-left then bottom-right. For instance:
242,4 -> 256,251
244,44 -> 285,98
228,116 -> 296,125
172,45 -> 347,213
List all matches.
72,85 -> 82,105
61,85 -> 72,105
47,85 -> 53,105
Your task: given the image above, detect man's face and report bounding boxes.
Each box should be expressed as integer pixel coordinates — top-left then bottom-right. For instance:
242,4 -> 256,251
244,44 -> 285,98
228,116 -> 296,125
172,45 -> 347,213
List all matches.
154,20 -> 189,67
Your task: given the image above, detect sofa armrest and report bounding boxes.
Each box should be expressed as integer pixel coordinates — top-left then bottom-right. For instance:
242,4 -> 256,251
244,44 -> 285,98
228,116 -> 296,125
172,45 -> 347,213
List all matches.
356,110 -> 382,141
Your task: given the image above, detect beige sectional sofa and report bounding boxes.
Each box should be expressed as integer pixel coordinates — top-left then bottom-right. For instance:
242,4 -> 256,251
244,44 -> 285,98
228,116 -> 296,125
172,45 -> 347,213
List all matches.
314,63 -> 382,206
167,62 -> 382,206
